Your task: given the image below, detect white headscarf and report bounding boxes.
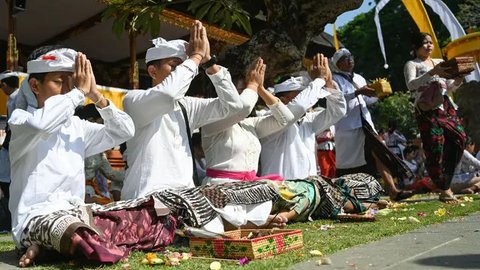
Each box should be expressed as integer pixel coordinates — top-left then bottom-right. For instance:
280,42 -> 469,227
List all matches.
145,37 -> 188,64
27,48 -> 77,74
273,76 -> 305,95
15,48 -> 78,110
331,48 -> 351,68
0,71 -> 20,81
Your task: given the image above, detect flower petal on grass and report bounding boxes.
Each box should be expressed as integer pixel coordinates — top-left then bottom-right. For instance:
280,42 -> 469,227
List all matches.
434,208 -> 446,217
210,261 -> 222,270
309,250 -> 323,256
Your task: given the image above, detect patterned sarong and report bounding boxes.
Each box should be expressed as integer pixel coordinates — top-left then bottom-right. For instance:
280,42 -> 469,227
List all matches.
22,197 -> 176,263
415,96 -> 466,190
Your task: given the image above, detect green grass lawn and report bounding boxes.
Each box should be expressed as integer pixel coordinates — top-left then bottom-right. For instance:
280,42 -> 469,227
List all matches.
1,194 -> 479,270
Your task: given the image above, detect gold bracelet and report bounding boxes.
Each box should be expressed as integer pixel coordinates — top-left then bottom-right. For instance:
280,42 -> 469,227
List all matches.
94,95 -> 105,106
190,53 -> 204,60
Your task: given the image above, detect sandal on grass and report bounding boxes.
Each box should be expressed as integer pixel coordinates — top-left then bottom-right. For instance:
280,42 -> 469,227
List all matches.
439,194 -> 459,204
391,190 -> 414,201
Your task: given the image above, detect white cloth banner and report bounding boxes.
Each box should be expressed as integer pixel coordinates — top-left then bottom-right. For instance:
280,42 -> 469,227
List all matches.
374,0 -> 392,69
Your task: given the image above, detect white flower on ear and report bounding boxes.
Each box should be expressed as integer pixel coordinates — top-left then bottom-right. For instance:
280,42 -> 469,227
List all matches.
151,37 -> 168,48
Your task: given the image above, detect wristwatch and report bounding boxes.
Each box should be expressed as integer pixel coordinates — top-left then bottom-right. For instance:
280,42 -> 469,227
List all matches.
201,55 -> 217,70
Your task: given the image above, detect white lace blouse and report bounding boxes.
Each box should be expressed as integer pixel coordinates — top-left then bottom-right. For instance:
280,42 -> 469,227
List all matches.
403,58 -> 459,108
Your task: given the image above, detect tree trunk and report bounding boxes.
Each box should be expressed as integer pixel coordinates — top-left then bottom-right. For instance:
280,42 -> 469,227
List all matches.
223,0 -> 362,85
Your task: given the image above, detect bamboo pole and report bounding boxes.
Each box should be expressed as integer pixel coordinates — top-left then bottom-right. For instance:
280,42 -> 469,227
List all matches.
129,31 -> 139,89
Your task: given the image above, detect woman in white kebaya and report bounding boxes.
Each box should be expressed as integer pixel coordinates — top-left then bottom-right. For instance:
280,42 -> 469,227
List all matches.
201,57 -> 294,228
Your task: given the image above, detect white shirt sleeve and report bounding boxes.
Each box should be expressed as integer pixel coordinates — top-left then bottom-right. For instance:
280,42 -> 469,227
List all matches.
247,100 -> 294,139
123,59 -> 198,128
201,88 -> 258,137
462,150 -> 480,171
286,78 -> 328,124
8,89 -> 85,163
304,86 -> 347,134
83,101 -> 135,157
183,66 -> 243,130
404,60 -> 434,91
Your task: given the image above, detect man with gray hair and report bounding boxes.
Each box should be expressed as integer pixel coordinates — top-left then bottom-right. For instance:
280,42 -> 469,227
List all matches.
332,48 -> 413,201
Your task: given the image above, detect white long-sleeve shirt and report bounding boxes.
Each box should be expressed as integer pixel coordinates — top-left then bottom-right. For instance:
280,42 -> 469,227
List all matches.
122,60 -> 242,199
260,79 -> 347,179
453,150 -> 480,182
201,88 -> 294,177
332,73 -> 378,132
8,89 -> 135,247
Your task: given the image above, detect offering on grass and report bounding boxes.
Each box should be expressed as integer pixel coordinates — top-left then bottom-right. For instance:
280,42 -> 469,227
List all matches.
189,229 -> 303,259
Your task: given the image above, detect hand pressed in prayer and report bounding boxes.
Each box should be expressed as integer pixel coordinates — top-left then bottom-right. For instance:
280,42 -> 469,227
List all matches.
308,53 -> 328,81
73,53 -> 92,95
187,20 -> 208,62
245,57 -> 266,91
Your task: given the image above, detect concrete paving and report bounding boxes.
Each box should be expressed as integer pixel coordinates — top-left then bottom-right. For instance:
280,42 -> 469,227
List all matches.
292,213 -> 480,270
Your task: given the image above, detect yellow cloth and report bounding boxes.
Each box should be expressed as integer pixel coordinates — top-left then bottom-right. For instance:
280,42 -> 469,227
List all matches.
0,72 -> 127,114
402,0 -> 442,58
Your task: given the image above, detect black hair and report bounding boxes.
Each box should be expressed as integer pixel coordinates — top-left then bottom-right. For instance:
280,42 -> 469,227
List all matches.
74,103 -> 101,121
192,132 -> 202,147
1,75 -> 19,88
27,45 -> 66,82
410,32 -> 431,57
466,136 -> 474,146
388,120 -> 397,129
403,144 -> 419,156
146,59 -> 162,68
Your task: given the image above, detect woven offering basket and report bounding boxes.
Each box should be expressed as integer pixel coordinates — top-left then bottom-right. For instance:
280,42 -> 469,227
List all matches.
439,56 -> 475,78
189,229 -> 303,259
369,81 -> 392,98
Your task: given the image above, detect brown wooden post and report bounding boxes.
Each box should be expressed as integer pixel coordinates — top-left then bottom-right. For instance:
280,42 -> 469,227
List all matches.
129,31 -> 139,89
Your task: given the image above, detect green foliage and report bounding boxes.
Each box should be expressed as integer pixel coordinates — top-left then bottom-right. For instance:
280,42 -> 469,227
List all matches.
457,0 -> 480,31
370,92 -> 417,139
187,0 -> 252,35
102,0 -> 254,38
102,0 -> 167,37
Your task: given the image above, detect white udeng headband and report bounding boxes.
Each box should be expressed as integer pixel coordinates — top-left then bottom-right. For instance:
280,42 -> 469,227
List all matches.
145,37 -> 188,64
27,48 -> 77,74
0,71 -> 19,81
331,48 -> 351,67
273,76 -> 305,95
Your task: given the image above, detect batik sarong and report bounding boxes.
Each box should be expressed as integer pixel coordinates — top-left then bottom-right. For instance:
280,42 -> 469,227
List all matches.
416,96 -> 466,190
21,196 -> 176,263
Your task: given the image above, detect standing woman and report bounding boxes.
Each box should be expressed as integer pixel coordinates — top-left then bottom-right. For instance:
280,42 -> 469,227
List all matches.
404,32 -> 466,203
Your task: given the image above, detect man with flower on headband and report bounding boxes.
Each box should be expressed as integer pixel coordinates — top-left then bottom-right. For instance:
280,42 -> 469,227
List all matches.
121,21 -> 242,199
7,46 -> 149,267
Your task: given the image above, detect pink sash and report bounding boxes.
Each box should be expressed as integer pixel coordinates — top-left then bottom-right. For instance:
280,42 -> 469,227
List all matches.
206,168 -> 283,182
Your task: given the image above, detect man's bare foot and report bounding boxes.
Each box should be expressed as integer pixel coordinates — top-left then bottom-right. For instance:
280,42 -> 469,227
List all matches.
18,244 -> 40,267
262,214 -> 288,228
439,189 -> 459,204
